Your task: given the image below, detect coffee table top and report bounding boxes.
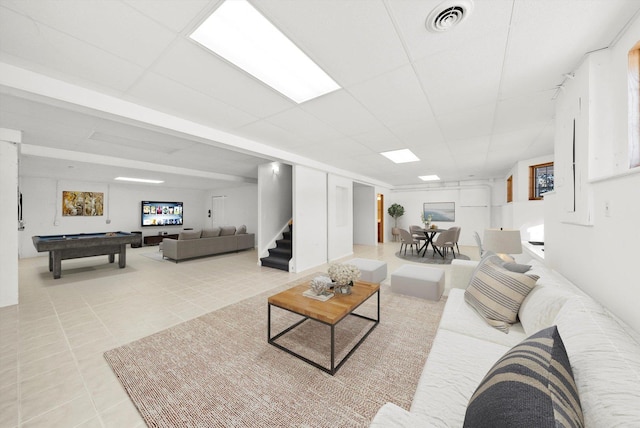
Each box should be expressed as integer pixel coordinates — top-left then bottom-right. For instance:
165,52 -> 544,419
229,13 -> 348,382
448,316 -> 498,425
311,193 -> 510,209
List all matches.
268,280 -> 379,325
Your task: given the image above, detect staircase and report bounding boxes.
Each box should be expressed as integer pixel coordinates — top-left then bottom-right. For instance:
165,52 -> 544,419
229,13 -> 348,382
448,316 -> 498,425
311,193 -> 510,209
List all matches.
260,224 -> 292,272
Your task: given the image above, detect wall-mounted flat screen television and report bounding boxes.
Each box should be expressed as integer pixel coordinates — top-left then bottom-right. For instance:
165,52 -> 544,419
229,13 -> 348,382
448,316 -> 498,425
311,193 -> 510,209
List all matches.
141,201 -> 183,227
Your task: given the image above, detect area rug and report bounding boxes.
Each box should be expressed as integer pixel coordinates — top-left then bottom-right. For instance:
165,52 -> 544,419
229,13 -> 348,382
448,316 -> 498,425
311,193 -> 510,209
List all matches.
395,249 -> 470,265
104,274 -> 446,427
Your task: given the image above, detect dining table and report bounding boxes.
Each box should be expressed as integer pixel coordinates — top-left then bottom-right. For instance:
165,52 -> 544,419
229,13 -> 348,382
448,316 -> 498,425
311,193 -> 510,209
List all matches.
417,228 -> 447,257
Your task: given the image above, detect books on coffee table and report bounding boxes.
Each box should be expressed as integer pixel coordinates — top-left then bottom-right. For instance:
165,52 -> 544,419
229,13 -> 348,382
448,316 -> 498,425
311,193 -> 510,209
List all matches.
302,289 -> 334,301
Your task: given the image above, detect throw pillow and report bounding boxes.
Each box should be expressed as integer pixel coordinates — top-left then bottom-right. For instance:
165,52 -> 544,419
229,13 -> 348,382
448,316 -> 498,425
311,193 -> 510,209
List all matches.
178,230 -> 201,240
518,285 -> 574,335
236,224 -> 247,234
464,256 -> 539,333
201,227 -> 221,238
464,326 -> 584,428
219,226 -> 236,236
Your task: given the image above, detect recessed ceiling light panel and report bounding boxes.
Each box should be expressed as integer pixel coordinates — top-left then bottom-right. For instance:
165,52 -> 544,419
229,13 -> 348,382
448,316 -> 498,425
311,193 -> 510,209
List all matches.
380,149 -> 420,164
419,175 -> 441,181
190,0 -> 340,103
115,177 -> 164,184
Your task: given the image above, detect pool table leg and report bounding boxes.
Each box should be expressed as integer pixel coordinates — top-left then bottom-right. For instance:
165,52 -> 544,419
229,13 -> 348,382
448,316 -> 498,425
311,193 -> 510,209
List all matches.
118,244 -> 126,268
51,251 -> 61,279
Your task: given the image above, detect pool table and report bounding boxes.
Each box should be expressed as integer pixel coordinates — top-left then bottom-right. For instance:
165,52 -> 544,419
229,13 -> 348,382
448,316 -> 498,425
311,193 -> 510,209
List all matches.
32,232 -> 142,279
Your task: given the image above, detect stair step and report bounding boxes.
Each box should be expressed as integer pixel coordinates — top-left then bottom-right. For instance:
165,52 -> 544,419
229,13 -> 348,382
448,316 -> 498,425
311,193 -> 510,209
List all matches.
260,256 -> 289,271
275,239 -> 292,248
269,247 -> 291,258
282,231 -> 292,240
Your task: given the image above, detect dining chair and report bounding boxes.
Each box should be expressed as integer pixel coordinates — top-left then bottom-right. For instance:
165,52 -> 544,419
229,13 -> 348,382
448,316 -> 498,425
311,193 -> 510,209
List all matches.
410,225 -> 426,245
447,226 -> 461,255
399,228 -> 420,256
432,229 -> 456,259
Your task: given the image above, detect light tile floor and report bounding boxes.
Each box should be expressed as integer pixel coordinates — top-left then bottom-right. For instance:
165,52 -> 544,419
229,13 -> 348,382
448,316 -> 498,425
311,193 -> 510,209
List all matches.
0,242 -> 479,428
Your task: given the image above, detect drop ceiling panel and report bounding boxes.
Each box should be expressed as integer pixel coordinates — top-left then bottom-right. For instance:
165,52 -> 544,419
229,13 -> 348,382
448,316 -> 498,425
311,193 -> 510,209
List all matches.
493,93 -> 555,135
387,0 -> 513,63
347,64 -> 435,128
415,31 -> 506,116
436,104 -> 495,141
0,7 -> 145,93
254,0 -> 410,87
350,126 -> 403,153
127,72 -> 258,131
300,90 -> 381,137
123,0 -> 211,33
263,108 -> 344,145
151,39 -> 294,119
2,0 -> 177,68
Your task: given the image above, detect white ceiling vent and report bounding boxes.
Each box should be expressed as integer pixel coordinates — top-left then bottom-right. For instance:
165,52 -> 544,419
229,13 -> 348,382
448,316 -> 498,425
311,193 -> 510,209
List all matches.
426,0 -> 474,33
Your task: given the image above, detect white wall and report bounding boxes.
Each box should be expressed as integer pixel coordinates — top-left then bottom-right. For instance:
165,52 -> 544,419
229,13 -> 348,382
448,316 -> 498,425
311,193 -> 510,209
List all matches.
257,162 -> 292,258
547,17 -> 640,333
353,183 -> 376,246
206,184 -> 258,237
19,176 -> 207,258
327,174 -> 353,261
389,183 -> 492,246
292,165 -> 327,272
0,130 -> 20,307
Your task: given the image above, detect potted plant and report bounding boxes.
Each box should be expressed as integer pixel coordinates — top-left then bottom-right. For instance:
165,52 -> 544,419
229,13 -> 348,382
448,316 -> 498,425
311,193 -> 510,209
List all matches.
388,203 -> 405,240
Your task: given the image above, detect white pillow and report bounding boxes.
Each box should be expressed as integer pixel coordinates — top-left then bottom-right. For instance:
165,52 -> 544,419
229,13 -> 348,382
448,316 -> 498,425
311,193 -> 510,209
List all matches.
518,285 -> 574,335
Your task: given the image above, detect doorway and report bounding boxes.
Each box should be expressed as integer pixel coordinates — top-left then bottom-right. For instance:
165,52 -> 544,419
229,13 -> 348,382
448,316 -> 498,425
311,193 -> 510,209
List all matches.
377,193 -> 384,243
211,196 -> 226,228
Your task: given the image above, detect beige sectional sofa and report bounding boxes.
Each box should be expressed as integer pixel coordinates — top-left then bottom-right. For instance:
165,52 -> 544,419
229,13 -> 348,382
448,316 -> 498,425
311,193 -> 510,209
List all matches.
161,226 -> 254,262
370,256 -> 640,427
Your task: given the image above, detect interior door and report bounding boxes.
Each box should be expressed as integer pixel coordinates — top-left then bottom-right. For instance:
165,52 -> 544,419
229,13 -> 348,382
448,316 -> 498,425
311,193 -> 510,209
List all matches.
211,196 -> 226,228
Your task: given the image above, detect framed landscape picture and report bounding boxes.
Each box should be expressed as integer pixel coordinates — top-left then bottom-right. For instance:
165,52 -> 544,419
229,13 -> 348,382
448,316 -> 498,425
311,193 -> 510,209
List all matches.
423,202 -> 455,222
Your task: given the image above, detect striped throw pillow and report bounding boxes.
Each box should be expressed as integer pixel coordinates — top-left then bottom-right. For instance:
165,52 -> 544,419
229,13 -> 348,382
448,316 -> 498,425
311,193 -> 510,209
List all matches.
464,256 -> 539,332
464,326 -> 584,428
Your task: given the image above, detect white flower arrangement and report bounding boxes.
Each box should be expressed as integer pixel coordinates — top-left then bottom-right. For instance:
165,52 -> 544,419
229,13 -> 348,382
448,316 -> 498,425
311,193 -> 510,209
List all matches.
327,263 -> 361,286
420,212 -> 433,223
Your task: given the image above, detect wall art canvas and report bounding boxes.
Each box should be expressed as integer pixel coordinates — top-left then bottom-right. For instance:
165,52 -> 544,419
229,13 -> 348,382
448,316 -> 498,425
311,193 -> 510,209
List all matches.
423,202 -> 455,222
62,191 -> 104,216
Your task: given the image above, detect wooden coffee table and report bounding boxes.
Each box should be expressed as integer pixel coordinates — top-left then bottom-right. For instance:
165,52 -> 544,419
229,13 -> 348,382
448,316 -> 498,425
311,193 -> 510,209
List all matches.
267,280 -> 380,375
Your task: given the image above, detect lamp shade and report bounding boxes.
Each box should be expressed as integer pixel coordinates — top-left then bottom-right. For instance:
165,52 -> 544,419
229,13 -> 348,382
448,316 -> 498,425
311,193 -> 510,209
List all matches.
483,229 -> 522,255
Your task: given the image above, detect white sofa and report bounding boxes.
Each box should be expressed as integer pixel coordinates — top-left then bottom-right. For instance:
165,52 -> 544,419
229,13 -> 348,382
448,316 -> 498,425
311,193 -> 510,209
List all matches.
370,259 -> 640,427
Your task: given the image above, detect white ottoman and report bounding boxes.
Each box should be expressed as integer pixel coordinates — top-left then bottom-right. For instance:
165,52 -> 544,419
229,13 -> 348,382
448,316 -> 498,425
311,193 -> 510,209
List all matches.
391,264 -> 445,300
348,258 -> 388,284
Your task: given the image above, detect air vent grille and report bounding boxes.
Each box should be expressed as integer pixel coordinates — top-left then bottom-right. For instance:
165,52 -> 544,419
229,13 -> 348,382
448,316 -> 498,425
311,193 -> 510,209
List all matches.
426,0 -> 473,33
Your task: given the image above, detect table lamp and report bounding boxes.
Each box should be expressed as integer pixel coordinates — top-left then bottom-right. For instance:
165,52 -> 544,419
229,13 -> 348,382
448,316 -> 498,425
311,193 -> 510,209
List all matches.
483,228 -> 522,262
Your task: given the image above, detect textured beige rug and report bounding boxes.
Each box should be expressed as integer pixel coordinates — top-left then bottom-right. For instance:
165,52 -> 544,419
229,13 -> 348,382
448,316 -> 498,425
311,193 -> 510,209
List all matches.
104,275 -> 446,427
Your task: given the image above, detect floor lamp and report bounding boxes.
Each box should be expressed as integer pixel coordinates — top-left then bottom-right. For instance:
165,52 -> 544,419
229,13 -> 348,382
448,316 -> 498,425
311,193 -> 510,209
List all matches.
483,229 -> 522,262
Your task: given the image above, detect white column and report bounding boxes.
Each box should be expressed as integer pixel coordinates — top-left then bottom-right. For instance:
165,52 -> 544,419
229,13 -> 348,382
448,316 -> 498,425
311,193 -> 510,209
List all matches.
0,128 -> 21,307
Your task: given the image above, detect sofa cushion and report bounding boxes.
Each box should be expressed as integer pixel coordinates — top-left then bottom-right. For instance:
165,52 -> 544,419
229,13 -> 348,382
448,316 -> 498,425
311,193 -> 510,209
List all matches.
178,230 -> 201,240
201,227 -> 221,238
410,328 -> 511,426
519,285 -> 574,335
440,289 -> 526,348
464,326 -> 584,428
236,224 -> 247,234
464,256 -> 539,333
554,296 -> 640,427
219,226 -> 236,236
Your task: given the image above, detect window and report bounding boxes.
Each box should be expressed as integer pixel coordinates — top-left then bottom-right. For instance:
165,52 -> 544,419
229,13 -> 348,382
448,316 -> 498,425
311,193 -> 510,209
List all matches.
506,175 -> 513,203
629,41 -> 640,168
529,162 -> 554,200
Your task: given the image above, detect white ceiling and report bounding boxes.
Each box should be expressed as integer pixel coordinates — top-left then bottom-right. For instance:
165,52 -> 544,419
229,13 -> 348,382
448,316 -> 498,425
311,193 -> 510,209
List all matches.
1,0 -> 639,189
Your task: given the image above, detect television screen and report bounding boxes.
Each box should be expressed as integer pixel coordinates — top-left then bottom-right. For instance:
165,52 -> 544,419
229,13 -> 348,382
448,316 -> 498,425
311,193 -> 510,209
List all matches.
141,201 -> 183,227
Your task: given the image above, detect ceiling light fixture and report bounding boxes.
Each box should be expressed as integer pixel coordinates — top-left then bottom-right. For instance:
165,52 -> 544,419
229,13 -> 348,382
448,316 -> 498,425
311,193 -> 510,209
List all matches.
190,0 -> 340,103
115,177 -> 164,184
380,149 -> 420,164
419,175 -> 441,181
